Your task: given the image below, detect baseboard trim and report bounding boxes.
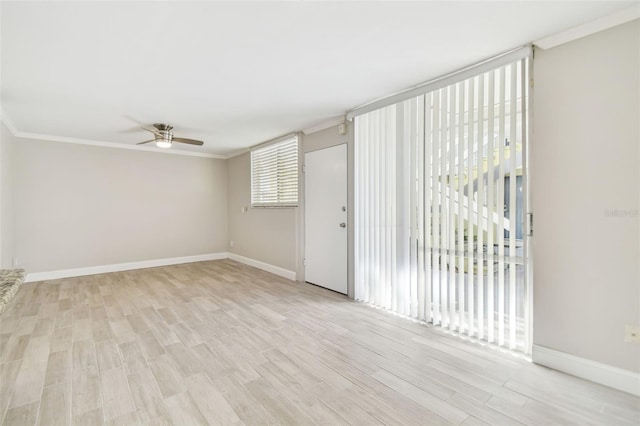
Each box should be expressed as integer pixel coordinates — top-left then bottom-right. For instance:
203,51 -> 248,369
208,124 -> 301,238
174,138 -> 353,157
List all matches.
24,253 -> 228,282
532,344 -> 640,396
24,252 -> 297,283
227,253 -> 296,281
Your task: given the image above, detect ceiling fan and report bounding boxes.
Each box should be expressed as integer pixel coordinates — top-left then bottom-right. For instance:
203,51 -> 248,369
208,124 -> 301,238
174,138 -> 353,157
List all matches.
137,123 -> 204,148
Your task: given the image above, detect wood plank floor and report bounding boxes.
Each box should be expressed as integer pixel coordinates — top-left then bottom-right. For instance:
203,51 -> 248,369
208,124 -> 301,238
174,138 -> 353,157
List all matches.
0,259 -> 638,425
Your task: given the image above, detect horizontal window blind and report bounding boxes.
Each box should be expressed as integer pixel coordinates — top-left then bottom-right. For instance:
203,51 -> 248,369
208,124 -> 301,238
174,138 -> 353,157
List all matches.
251,136 -> 299,207
354,55 -> 531,353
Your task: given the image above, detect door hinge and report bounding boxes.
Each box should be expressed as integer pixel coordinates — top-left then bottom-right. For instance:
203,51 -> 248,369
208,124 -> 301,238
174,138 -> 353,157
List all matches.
303,258 -> 307,266
302,165 -> 306,173
527,213 -> 534,236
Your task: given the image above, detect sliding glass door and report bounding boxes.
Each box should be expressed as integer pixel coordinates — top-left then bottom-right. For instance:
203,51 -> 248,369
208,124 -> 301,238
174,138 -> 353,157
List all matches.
354,55 -> 531,353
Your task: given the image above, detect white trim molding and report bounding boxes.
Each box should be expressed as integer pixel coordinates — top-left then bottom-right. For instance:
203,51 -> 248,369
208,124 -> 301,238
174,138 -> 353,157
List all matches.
302,116 -> 345,135
25,253 -> 228,282
0,113 -> 20,136
346,45 -> 532,120
227,253 -> 296,281
224,148 -> 250,160
25,252 -> 297,283
0,114 -> 225,159
532,345 -> 640,397
535,5 -> 640,50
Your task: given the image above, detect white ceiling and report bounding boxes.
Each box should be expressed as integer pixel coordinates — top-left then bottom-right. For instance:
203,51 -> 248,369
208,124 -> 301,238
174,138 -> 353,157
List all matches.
1,1 -> 635,156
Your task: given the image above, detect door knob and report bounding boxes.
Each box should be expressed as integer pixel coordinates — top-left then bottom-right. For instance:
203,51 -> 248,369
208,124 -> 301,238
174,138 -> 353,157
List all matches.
339,222 -> 346,228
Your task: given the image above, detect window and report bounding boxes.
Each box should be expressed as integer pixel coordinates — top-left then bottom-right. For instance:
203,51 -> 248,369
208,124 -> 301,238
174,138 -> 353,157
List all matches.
353,50 -> 532,354
251,136 -> 299,207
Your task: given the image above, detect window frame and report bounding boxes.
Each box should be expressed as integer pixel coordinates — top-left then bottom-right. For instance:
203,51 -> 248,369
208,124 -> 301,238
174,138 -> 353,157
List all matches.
250,135 -> 299,208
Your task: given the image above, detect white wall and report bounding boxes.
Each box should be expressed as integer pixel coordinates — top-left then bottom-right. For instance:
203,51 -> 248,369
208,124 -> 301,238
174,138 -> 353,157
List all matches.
11,131 -> 228,273
226,152 -> 297,272
302,124 -> 348,154
532,20 -> 639,373
226,124 -> 349,278
5,122 -> 348,278
1,123 -> 16,268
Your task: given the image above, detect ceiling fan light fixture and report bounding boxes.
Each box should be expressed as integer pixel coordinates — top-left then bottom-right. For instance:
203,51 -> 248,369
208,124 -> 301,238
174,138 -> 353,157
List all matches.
136,123 -> 204,148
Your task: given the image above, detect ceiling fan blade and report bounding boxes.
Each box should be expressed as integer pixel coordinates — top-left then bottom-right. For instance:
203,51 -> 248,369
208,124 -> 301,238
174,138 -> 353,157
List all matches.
119,125 -> 146,134
142,126 -> 162,135
136,139 -> 156,145
172,137 -> 204,146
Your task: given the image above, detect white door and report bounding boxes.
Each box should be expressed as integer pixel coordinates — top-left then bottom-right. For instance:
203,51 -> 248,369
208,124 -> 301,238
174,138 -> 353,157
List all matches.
304,144 -> 347,294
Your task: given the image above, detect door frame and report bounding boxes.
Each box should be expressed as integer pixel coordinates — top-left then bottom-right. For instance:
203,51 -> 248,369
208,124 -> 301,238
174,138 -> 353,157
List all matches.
298,125 -> 354,298
303,143 -> 349,295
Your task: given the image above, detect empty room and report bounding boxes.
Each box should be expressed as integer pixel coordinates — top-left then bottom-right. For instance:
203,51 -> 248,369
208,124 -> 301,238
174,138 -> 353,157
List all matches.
0,1 -> 638,425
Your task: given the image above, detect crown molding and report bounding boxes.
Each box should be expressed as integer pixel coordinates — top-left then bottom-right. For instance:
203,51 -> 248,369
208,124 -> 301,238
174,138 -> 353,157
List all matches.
302,116 -> 345,135
224,131 -> 302,160
224,148 -> 250,160
0,114 -> 226,159
535,5 -> 640,50
0,112 -> 20,136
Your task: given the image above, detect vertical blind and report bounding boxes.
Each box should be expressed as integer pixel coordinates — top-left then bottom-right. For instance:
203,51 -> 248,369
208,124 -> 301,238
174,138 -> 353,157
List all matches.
354,56 -> 530,353
251,136 -> 299,207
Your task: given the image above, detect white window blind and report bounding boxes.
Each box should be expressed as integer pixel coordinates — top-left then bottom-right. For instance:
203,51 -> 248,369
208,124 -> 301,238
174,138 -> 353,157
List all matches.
354,55 -> 531,354
251,136 -> 299,207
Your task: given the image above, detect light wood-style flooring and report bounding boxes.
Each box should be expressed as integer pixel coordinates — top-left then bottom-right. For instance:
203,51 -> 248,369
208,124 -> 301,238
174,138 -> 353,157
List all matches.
0,259 -> 638,425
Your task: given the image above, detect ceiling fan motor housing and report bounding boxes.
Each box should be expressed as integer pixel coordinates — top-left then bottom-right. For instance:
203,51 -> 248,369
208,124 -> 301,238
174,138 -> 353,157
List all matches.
136,123 -> 204,147
154,124 -> 173,142
153,123 -> 173,132
157,130 -> 173,142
